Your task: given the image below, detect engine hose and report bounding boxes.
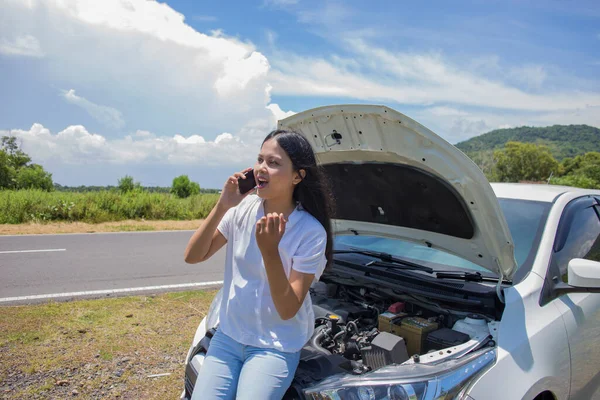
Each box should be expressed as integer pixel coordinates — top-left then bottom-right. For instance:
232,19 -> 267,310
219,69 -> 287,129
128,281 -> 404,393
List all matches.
333,330 -> 346,342
311,328 -> 331,355
347,321 -> 359,334
372,307 -> 380,321
349,296 -> 380,320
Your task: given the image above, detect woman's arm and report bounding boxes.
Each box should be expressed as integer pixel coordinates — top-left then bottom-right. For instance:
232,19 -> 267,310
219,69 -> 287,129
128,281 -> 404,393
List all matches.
261,250 -> 315,320
256,213 -> 323,320
184,168 -> 254,264
184,205 -> 228,263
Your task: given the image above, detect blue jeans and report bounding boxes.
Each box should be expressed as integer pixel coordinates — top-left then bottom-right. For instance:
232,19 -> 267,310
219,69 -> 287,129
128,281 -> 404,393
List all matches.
191,329 -> 301,400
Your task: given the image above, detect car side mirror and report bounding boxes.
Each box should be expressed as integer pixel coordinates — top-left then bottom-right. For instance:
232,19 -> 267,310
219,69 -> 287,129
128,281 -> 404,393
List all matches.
554,258 -> 600,297
568,258 -> 600,288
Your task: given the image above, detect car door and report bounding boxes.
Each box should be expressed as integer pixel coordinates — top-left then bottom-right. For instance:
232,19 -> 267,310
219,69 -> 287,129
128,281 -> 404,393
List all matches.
544,196 -> 600,400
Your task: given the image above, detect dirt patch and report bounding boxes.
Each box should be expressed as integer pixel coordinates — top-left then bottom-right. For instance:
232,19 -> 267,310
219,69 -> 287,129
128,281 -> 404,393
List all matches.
0,290 -> 216,399
0,220 -> 203,235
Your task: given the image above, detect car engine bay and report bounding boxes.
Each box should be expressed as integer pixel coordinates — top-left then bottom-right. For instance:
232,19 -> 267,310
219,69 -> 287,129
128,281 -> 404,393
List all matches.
283,280 -> 498,399
184,269 -> 502,400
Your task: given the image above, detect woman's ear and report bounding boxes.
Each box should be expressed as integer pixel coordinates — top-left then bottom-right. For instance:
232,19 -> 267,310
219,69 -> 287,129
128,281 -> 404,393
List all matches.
293,169 -> 306,185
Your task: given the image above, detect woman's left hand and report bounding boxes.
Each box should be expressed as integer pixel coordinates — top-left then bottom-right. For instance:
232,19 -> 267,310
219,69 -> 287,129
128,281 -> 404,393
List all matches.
256,213 -> 287,255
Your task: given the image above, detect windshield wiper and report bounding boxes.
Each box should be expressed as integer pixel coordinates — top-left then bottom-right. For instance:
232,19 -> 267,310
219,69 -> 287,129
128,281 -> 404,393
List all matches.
435,271 -> 512,284
435,271 -> 484,282
333,249 -> 434,274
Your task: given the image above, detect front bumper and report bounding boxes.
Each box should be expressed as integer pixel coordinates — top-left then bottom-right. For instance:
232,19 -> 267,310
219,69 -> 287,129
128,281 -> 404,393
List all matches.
183,353 -> 203,399
182,328 -> 215,399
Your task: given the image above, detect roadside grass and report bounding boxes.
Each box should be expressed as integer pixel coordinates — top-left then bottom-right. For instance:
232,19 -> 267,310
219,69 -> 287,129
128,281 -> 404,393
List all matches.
0,189 -> 219,224
0,290 -> 217,399
0,219 -> 203,235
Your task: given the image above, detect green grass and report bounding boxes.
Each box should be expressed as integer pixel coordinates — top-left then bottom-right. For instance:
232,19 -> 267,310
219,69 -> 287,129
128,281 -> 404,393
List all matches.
0,290 -> 217,399
0,189 -> 219,224
99,348 -> 114,361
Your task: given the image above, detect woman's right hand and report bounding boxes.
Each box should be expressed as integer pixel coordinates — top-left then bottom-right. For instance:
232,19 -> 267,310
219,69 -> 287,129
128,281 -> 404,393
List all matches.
216,167 -> 255,211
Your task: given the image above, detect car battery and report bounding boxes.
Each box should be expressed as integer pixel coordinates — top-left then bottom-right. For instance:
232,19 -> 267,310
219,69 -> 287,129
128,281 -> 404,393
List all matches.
378,311 -> 407,333
392,317 -> 438,356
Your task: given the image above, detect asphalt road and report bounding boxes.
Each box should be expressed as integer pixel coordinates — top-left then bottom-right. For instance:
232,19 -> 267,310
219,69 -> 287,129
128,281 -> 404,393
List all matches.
0,231 -> 225,305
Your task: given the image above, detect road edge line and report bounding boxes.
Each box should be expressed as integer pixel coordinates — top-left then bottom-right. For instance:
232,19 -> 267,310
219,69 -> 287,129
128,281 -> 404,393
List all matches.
0,280 -> 224,303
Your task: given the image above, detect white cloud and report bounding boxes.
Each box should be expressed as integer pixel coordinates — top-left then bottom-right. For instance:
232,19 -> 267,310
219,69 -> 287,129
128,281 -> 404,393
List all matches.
0,34 -> 44,57
215,52 -> 270,97
266,103 -> 296,120
0,0 -> 272,135
469,55 -> 501,72
62,89 -> 125,129
3,123 -> 252,166
508,64 -> 547,89
297,2 -> 353,25
265,29 -> 278,47
427,107 -> 469,117
134,130 -> 153,138
2,104 -> 290,168
269,39 -> 600,113
449,118 -> 491,140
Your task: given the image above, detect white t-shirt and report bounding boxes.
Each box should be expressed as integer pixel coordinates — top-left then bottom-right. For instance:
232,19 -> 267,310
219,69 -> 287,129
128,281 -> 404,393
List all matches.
216,194 -> 327,353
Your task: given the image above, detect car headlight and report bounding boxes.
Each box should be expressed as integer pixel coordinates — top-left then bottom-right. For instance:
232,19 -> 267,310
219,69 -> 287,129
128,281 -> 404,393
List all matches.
304,348 -> 495,400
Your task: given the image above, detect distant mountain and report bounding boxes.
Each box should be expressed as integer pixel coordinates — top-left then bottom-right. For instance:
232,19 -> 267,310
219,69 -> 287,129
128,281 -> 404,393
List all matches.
455,124 -> 600,160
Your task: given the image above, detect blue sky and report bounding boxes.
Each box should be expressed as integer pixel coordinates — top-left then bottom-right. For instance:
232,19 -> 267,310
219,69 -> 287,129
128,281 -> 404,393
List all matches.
1,0 -> 599,187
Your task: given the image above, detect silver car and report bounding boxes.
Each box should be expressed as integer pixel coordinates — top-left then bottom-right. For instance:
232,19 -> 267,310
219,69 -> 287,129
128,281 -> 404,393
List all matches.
183,105 -> 600,400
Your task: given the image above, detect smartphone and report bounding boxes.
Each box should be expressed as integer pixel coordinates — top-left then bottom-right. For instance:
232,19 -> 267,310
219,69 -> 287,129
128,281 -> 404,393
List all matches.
238,169 -> 256,194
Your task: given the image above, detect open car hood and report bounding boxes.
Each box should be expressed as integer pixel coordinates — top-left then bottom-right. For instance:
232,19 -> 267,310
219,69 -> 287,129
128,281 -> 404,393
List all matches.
278,105 -> 517,279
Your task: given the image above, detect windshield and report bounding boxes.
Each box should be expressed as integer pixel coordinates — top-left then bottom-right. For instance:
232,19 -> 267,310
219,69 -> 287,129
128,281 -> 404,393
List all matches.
334,198 -> 551,277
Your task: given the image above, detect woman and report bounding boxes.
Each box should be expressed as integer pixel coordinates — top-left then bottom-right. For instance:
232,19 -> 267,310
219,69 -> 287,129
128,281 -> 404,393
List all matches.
184,129 -> 333,399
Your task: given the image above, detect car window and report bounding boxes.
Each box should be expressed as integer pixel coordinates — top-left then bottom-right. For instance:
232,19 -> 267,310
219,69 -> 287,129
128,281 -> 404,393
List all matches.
334,198 -> 550,277
554,205 -> 600,283
498,198 -> 550,272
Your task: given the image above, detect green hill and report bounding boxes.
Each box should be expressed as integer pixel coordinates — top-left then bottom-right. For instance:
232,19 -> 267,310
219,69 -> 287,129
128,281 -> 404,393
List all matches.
455,124 -> 600,161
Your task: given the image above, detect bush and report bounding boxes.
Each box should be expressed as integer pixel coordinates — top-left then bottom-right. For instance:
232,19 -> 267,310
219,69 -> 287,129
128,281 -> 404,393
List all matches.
15,164 -> 54,191
118,175 -> 140,193
171,175 -> 200,199
550,175 -> 599,189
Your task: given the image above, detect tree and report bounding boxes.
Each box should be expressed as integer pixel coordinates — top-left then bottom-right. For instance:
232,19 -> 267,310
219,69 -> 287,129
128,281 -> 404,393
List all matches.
171,175 -> 200,198
117,175 -> 141,193
465,150 -> 496,180
15,164 -> 54,191
579,154 -> 600,183
1,136 -> 31,169
0,150 -> 14,189
493,141 -> 558,182
551,151 -> 600,189
0,135 -> 53,191
565,152 -> 600,181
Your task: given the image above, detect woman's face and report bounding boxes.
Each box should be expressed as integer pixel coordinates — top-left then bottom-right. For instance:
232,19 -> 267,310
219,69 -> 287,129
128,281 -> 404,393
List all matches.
254,138 -> 301,200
